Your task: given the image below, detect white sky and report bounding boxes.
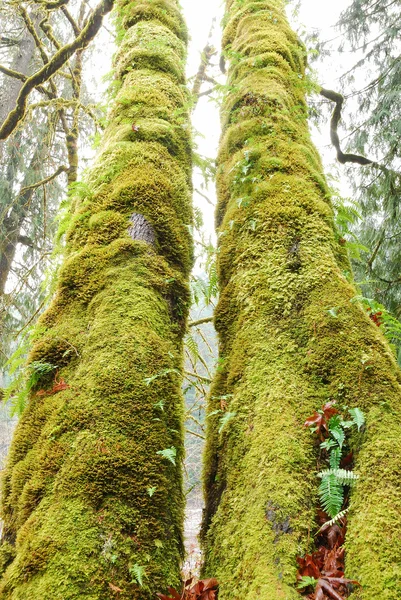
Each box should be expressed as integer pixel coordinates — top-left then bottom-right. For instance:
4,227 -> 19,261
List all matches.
180,0 -> 355,242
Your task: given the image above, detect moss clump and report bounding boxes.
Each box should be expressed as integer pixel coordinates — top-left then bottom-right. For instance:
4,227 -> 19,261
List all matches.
0,1 -> 192,598
201,1 -> 401,599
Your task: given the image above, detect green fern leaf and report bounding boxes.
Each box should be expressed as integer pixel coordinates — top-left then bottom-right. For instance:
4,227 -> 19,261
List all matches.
318,473 -> 344,518
218,411 -> 237,434
329,446 -> 341,469
130,564 -> 146,587
318,508 -> 349,532
156,446 -> 177,466
330,425 -> 345,448
185,332 -> 200,362
349,407 -> 365,431
318,468 -> 359,485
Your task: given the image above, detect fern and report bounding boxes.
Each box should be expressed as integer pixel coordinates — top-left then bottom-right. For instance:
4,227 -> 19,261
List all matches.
130,564 -> 146,587
318,469 -> 359,485
318,473 -> 344,518
185,332 -> 200,363
144,368 -> 179,386
156,447 -> 177,466
349,407 -> 365,431
3,358 -> 57,416
218,411 -> 237,434
329,446 -> 341,469
297,576 -> 317,590
318,508 -> 350,531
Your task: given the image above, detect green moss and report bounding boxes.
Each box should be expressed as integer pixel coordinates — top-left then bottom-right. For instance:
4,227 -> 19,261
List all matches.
202,1 -> 401,599
116,0 -> 188,43
0,1 -> 192,598
114,22 -> 186,82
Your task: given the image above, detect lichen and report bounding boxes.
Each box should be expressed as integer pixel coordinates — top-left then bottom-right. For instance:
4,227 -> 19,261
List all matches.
0,1 -> 192,598
201,1 -> 401,599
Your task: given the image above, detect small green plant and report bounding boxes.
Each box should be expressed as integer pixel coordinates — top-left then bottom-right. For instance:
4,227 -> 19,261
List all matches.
130,563 -> 146,587
144,368 -> 180,386
297,402 -> 364,599
297,576 -> 317,590
3,356 -> 57,416
218,411 -> 237,434
156,447 -> 177,466
305,401 -> 364,519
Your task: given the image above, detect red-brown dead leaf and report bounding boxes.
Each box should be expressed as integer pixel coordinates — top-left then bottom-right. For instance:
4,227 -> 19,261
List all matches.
326,525 -> 344,550
157,578 -> 218,600
36,377 -> 69,397
201,578 -> 219,591
304,402 -> 338,440
340,452 -> 353,468
319,578 -> 345,600
167,587 -> 181,600
297,553 -> 322,579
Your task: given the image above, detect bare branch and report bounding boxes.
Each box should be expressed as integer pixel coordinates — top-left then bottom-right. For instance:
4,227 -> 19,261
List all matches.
185,370 -> 212,385
320,88 -> 374,166
189,316 -> 213,328
192,18 -> 217,109
0,0 -> 114,140
18,165 -> 68,196
186,429 -> 206,441
36,0 -> 70,9
0,64 -> 26,80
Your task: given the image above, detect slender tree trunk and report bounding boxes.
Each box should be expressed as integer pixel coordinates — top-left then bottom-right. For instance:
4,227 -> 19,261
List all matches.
201,2 -> 401,599
0,1 -> 192,598
0,20 -> 37,128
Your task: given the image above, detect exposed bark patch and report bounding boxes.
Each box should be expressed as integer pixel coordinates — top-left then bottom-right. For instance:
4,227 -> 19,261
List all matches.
287,236 -> 302,272
128,212 -> 156,246
265,501 -> 293,542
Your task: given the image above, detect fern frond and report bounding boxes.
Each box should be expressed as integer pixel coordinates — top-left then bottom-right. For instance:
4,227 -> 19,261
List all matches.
218,411 -> 237,434
318,474 -> 344,518
329,446 -> 341,469
156,447 -> 177,466
318,508 -> 349,532
318,468 -> 359,485
349,407 -> 365,431
130,564 -> 146,587
185,332 -> 200,363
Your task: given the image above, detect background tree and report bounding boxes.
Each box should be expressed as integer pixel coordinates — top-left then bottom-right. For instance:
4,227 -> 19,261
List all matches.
0,0 -> 193,597
0,0 -> 107,373
201,1 -> 401,598
311,0 -> 401,318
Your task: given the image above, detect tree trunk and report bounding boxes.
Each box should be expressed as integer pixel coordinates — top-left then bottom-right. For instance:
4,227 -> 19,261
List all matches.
0,20 -> 37,129
201,2 -> 401,599
0,1 -> 192,598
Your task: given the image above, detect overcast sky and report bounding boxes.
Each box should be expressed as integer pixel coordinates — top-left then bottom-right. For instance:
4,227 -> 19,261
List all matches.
180,0 -> 354,242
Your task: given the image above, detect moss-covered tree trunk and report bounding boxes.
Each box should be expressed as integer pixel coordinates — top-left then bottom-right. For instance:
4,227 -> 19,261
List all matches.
0,1 -> 192,598
201,1 -> 401,599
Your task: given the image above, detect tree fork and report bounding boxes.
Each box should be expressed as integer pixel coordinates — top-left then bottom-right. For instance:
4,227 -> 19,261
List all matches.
201,1 -> 401,599
0,1 -> 193,598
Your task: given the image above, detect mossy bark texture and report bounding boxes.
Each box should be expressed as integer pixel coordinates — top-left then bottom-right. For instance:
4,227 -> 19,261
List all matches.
0,1 -> 192,598
201,1 -> 401,599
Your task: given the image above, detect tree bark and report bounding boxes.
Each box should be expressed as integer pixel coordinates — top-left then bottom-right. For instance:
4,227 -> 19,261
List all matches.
0,21 -> 37,128
0,1 -> 192,598
201,2 -> 401,599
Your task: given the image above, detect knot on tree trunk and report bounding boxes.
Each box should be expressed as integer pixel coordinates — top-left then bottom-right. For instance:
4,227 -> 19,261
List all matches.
128,213 -> 156,246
